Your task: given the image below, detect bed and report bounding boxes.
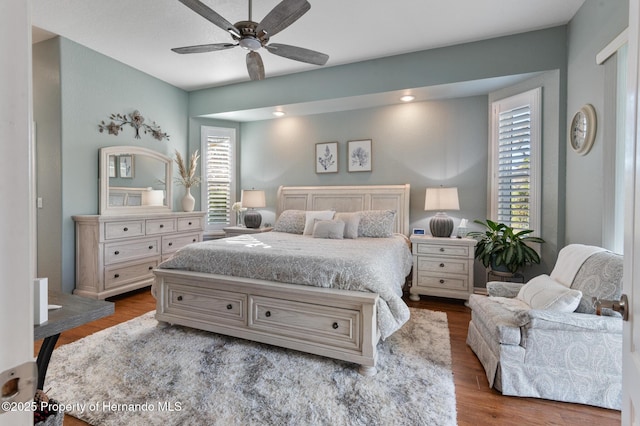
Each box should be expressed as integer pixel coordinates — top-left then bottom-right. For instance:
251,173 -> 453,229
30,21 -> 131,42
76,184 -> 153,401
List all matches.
153,184 -> 411,375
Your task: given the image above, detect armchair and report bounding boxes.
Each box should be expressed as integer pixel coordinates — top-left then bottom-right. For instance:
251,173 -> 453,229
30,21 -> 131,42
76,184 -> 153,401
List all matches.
466,244 -> 623,409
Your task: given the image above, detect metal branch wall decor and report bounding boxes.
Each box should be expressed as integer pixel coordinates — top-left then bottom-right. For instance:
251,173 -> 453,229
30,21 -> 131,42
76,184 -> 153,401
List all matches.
98,110 -> 170,141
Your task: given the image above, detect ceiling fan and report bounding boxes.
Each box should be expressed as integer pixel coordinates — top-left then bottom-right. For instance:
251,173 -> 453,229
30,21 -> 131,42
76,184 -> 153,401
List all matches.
172,0 -> 329,81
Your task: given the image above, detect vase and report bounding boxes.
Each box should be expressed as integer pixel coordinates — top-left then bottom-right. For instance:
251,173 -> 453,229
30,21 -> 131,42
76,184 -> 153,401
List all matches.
182,187 -> 195,212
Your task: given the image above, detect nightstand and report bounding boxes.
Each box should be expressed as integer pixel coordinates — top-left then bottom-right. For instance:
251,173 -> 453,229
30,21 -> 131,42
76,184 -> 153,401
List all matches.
223,226 -> 273,237
409,236 -> 476,301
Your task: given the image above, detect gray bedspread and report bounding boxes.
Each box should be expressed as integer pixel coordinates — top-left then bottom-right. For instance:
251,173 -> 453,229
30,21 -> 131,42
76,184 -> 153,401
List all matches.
158,231 -> 413,339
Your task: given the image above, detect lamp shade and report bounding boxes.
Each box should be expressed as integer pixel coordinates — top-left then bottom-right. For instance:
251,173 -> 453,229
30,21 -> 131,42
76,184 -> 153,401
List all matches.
424,187 -> 459,238
424,187 -> 460,211
241,189 -> 266,228
241,190 -> 266,208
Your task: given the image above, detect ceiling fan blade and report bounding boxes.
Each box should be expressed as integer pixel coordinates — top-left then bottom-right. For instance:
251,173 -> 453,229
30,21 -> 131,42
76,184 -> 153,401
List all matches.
256,0 -> 310,38
246,51 -> 265,81
171,43 -> 238,54
265,43 -> 329,66
179,0 -> 241,38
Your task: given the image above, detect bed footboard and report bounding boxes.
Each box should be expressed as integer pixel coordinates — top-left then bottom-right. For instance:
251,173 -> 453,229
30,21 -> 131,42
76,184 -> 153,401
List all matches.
153,269 -> 380,375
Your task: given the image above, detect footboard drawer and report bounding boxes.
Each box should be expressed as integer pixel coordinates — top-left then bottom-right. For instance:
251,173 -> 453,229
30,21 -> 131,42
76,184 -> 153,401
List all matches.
164,283 -> 246,326
249,296 -> 361,351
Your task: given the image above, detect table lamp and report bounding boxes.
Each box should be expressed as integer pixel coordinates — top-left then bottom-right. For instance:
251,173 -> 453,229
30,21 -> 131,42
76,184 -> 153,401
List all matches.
424,187 -> 460,237
241,189 -> 266,228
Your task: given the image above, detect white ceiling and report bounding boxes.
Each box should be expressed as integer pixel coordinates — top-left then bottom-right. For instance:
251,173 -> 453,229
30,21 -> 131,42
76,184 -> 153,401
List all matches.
32,0 -> 584,92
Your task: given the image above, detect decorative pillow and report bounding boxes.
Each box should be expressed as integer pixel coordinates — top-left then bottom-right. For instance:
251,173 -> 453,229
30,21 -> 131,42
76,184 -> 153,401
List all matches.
516,274 -> 583,312
357,210 -> 396,238
273,210 -> 306,234
334,212 -> 361,239
303,210 -> 335,235
312,220 -> 345,239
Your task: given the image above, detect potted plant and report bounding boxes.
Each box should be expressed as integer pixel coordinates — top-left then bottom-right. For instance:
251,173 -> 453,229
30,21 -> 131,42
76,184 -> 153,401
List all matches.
174,149 -> 201,212
467,219 -> 545,275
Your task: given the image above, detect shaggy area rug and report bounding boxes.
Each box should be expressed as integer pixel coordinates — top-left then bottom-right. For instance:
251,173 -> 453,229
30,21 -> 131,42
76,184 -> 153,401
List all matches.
44,308 -> 456,426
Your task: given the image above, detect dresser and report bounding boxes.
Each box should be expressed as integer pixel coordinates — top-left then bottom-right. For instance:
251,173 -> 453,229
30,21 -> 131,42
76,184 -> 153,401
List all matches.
73,212 -> 206,299
409,236 -> 477,301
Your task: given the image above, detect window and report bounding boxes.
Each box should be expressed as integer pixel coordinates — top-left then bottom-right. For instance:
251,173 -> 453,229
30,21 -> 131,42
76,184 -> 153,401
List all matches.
490,88 -> 541,233
200,126 -> 237,232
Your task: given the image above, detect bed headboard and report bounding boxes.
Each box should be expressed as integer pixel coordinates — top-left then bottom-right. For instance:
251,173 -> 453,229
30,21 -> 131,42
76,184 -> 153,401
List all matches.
276,184 -> 411,236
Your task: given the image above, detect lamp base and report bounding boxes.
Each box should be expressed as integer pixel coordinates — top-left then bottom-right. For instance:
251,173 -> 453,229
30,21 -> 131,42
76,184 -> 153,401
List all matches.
244,210 -> 262,229
429,212 -> 453,238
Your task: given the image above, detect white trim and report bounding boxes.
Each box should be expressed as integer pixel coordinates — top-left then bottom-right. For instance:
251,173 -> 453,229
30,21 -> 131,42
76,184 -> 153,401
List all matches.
597,28 -> 629,65
489,87 -> 542,235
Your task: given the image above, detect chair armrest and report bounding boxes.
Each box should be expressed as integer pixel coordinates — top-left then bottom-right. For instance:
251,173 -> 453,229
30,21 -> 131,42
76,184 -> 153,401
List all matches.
487,281 -> 524,298
520,310 -> 622,333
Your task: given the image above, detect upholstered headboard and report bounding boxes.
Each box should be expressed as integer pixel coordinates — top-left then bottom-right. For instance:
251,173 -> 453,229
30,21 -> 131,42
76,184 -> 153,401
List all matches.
276,184 -> 411,236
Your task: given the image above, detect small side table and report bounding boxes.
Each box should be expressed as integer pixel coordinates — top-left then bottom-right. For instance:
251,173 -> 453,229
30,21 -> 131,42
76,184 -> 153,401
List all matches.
223,226 -> 273,238
34,293 -> 114,389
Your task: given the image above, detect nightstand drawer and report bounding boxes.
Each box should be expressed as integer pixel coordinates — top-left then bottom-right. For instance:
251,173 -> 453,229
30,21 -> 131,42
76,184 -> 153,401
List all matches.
415,274 -> 468,291
417,257 -> 470,274
414,243 -> 469,257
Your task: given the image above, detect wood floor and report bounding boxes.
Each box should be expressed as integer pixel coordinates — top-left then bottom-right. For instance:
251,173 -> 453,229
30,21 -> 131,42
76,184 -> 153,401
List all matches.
35,288 -> 621,426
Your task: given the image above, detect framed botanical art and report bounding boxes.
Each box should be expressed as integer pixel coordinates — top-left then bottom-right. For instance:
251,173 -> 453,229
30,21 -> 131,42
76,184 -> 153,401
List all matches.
316,142 -> 338,173
348,139 -> 372,172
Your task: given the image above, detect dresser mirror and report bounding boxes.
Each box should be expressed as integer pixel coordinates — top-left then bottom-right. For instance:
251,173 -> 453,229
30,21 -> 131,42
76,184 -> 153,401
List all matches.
99,146 -> 173,215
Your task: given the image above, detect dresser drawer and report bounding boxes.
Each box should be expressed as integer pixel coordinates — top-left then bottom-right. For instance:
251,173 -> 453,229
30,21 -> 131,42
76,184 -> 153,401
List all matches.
104,237 -> 160,264
178,216 -> 203,231
165,284 -> 246,326
146,218 -> 177,235
162,233 -> 200,253
104,257 -> 159,290
414,243 -> 469,257
249,296 -> 361,351
415,273 -> 468,291
416,257 -> 470,274
104,220 -> 145,240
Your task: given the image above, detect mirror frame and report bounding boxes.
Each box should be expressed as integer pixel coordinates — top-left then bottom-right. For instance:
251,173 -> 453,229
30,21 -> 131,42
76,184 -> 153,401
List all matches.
100,146 -> 173,215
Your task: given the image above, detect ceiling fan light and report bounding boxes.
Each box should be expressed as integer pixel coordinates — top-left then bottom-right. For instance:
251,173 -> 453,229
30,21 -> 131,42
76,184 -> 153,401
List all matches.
400,95 -> 415,102
239,37 -> 262,51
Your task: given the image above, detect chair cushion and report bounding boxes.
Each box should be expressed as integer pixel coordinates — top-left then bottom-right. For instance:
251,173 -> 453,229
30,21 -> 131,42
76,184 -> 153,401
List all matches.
570,251 -> 623,315
517,275 -> 582,312
468,294 -> 529,346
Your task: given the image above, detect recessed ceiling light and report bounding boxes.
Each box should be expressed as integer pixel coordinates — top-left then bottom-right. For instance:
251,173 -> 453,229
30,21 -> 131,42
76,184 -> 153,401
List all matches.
272,111 -> 285,117
400,95 -> 415,102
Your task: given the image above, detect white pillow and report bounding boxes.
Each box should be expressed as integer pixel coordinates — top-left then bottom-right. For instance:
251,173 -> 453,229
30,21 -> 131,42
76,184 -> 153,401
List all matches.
517,274 -> 583,312
302,210 -> 335,235
312,219 -> 345,239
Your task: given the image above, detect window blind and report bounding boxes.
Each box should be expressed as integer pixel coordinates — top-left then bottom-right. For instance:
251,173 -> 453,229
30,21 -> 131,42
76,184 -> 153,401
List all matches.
204,136 -> 232,227
496,104 -> 531,230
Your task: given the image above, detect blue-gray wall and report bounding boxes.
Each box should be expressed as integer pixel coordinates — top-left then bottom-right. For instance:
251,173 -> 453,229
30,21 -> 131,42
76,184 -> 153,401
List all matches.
33,0 -> 629,294
34,37 -> 189,293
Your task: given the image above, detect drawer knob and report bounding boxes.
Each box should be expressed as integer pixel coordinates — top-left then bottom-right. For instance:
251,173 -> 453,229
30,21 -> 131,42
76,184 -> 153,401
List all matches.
114,250 -> 120,255
168,242 -> 173,246
440,279 -> 445,284
177,295 -> 183,301
148,266 -> 153,271
226,304 -> 232,310
160,224 -> 164,228
192,238 -> 197,242
114,273 -> 120,278
332,322 -> 339,329
123,227 -> 128,232
439,247 -> 445,252
265,311 -> 271,317
149,245 -> 154,250
188,221 -> 192,225
439,263 -> 445,268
